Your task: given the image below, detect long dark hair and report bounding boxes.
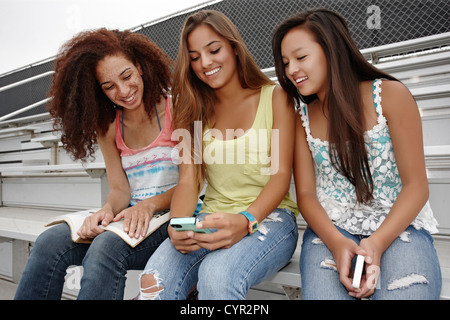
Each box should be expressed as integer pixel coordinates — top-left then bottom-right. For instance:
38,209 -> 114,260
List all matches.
272,8 -> 397,203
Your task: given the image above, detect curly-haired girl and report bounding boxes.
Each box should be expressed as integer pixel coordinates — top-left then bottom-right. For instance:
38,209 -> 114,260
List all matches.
15,28 -> 179,300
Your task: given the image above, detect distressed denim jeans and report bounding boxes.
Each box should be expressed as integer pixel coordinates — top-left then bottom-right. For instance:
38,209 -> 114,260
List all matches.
14,222 -> 169,300
139,208 -> 298,300
300,225 -> 442,299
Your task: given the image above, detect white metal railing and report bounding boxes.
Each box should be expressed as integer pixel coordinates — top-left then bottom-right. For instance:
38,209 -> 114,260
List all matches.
0,70 -> 54,122
1,32 -> 448,125
360,32 -> 450,63
0,70 -> 54,93
0,97 -> 52,122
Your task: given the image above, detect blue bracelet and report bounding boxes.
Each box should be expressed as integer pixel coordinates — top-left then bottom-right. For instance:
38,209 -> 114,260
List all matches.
238,211 -> 259,234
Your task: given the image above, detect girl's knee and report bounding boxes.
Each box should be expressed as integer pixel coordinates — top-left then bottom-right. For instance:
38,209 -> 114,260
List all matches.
35,223 -> 70,247
197,265 -> 247,299
139,271 -> 164,300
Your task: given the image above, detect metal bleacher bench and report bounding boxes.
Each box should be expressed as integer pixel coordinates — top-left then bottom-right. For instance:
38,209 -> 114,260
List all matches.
0,155 -> 449,300
0,163 -> 107,289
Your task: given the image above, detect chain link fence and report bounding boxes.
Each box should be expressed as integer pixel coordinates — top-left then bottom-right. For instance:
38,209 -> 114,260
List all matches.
1,0 -> 449,120
138,0 -> 450,69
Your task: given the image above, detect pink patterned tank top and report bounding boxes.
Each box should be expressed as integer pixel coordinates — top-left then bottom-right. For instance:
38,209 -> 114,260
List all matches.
115,97 -> 179,206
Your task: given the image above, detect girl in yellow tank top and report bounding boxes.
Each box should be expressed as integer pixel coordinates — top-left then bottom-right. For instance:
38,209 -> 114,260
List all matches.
138,10 -> 299,300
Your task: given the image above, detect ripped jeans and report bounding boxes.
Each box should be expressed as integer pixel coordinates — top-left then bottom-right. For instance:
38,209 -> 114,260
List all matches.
14,222 -> 169,300
139,208 -> 298,300
300,225 -> 442,299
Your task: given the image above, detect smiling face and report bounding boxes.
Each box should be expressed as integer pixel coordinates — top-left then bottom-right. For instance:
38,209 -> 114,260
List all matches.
187,24 -> 239,90
95,54 -> 144,110
281,26 -> 328,101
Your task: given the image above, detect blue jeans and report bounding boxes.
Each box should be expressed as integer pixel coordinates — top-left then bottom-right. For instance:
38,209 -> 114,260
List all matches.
140,208 -> 298,300
14,222 -> 169,300
300,225 -> 442,299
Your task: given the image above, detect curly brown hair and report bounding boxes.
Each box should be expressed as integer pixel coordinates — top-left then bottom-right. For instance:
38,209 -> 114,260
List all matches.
47,28 -> 173,161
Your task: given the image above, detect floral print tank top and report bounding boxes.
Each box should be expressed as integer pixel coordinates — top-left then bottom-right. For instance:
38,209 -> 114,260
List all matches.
299,79 -> 438,235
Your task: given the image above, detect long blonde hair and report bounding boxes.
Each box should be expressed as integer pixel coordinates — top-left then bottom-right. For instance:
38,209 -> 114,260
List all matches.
172,10 -> 274,191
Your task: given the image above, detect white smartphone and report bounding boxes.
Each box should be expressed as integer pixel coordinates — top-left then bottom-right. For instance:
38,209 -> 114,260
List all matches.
352,255 -> 365,289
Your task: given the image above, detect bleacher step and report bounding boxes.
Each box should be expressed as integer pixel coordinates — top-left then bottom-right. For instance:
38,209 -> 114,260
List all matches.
0,206 -> 68,242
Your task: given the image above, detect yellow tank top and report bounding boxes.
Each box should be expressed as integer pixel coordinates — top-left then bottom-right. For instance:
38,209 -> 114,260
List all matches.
200,85 -> 299,216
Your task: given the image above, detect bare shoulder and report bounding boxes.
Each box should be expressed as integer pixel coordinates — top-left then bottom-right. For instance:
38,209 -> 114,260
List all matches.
272,84 -> 294,112
379,80 -> 417,116
98,118 -> 116,147
272,84 -> 288,101
380,79 -> 412,97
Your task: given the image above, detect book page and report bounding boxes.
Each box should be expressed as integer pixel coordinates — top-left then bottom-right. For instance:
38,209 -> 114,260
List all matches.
46,209 -> 169,247
102,211 -> 170,247
45,209 -> 100,243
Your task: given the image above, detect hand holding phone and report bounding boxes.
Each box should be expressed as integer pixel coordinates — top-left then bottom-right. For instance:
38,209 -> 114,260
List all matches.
170,217 -> 213,234
352,254 -> 365,289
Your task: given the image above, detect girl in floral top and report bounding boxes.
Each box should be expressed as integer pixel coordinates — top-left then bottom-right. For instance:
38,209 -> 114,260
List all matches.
272,8 -> 441,299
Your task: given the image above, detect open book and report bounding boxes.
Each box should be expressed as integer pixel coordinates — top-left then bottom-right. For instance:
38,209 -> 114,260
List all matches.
45,209 -> 170,248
